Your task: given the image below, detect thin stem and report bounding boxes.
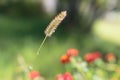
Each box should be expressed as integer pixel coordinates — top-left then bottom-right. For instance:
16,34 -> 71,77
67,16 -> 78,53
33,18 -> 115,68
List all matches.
17,55 -> 29,75
37,36 -> 47,55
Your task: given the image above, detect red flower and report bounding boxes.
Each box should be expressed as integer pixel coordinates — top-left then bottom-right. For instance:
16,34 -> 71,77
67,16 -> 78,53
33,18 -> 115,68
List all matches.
105,53 -> 115,62
56,72 -> 73,80
84,53 -> 95,63
92,51 -> 102,59
84,51 -> 102,63
67,48 -> 79,57
29,71 -> 40,79
56,74 -> 64,80
64,72 -> 73,80
61,54 -> 70,64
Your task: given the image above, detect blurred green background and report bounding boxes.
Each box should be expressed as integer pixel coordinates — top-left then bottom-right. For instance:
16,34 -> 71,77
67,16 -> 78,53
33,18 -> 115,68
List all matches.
0,0 -> 120,80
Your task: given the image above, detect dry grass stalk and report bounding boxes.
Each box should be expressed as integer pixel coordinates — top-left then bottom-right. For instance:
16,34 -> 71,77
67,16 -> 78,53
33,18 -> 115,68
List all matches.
17,54 -> 29,75
45,11 -> 67,37
37,11 -> 67,55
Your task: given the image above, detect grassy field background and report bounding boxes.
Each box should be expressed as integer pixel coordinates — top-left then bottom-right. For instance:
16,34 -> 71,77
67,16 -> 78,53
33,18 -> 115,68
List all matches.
0,15 -> 120,80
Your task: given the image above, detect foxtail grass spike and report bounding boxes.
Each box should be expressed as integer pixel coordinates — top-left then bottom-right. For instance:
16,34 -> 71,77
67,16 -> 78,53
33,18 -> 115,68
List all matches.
17,54 -> 29,75
37,11 -> 67,55
45,11 -> 67,37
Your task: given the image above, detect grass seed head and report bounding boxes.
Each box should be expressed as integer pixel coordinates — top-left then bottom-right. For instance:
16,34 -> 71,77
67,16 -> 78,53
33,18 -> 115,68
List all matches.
45,11 -> 67,37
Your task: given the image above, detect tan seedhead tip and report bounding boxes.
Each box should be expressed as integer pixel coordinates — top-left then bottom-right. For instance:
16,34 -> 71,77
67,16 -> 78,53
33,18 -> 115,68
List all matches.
45,11 -> 67,37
